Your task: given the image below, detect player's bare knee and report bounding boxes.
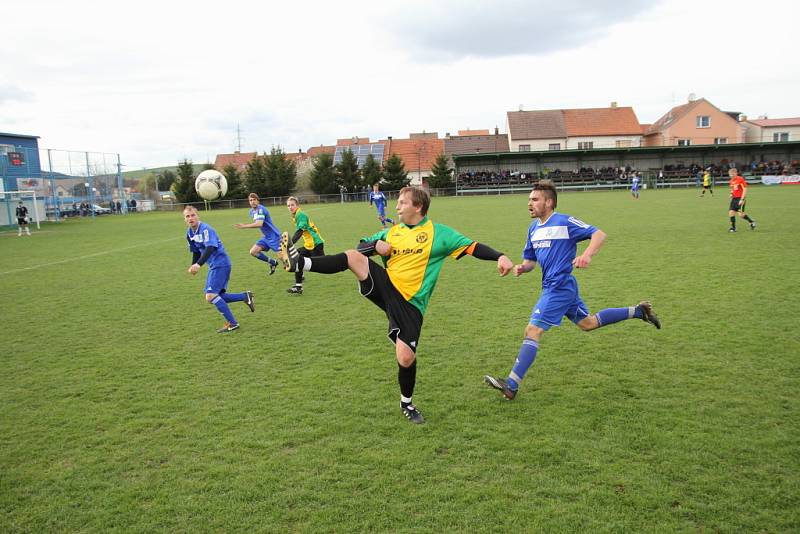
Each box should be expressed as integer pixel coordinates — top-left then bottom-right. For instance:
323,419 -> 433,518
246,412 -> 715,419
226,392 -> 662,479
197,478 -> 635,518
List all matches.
249,247 -> 260,257
578,316 -> 599,331
524,323 -> 544,340
205,293 -> 217,302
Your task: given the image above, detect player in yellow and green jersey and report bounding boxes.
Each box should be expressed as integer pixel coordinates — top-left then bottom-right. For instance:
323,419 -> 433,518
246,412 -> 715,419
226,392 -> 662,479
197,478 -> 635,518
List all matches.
285,196 -> 325,294
279,186 -> 513,424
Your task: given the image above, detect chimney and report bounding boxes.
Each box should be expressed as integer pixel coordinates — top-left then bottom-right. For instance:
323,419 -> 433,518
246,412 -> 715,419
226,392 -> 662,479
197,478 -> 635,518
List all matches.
688,93 -> 696,102
445,132 -> 450,139
610,102 -> 618,108
739,114 -> 747,122
494,126 -> 499,135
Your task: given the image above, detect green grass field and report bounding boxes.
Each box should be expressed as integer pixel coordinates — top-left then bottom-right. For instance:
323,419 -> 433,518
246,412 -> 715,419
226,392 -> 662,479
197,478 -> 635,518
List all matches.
1,187 -> 798,532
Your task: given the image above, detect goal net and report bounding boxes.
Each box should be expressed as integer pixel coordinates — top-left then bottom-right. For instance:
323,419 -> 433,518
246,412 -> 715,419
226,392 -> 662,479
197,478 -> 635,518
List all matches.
1,190 -> 42,229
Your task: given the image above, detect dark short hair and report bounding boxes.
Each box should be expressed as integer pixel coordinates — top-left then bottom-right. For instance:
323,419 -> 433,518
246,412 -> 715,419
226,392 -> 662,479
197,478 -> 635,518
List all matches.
399,186 -> 430,216
533,179 -> 558,208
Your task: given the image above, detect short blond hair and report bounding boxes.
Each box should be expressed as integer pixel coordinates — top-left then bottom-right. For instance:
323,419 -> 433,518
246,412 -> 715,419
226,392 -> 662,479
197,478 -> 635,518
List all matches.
287,196 -> 299,204
248,193 -> 259,200
183,205 -> 198,214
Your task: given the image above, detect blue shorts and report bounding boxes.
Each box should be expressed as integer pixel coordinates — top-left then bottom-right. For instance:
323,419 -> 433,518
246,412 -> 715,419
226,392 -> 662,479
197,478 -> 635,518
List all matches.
205,265 -> 231,295
255,236 -> 280,252
530,278 -> 590,330
376,207 -> 386,217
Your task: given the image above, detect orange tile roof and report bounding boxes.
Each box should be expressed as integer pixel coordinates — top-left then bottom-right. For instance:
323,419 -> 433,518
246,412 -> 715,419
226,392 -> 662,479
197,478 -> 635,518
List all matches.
563,107 -> 641,136
307,145 -> 336,157
457,129 -> 490,136
383,137 -> 444,172
507,110 -> 565,140
747,117 -> 800,127
215,152 -> 257,171
336,137 -> 370,146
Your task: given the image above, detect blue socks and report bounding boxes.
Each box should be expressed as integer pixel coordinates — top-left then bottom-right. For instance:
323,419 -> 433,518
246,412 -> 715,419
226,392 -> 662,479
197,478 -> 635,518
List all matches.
220,292 -> 247,303
256,252 -> 278,266
595,306 -> 642,327
211,295 -> 237,324
508,338 -> 538,389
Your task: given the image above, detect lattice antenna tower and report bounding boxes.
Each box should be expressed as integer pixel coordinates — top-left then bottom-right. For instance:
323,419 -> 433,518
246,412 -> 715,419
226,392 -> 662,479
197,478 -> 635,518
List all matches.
235,124 -> 246,153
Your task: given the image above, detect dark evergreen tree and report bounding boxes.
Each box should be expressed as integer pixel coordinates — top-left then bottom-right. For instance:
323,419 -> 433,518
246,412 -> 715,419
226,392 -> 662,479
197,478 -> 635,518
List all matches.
157,169 -> 176,191
382,153 -> 410,191
309,153 -> 338,195
265,147 -> 297,197
222,164 -> 245,198
173,159 -> 200,203
244,154 -> 269,198
426,153 -> 454,189
361,153 -> 383,187
335,148 -> 362,191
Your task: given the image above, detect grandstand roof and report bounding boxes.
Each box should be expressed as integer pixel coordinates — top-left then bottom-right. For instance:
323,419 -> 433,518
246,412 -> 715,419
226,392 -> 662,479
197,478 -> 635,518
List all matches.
0,132 -> 40,140
747,117 -> 800,127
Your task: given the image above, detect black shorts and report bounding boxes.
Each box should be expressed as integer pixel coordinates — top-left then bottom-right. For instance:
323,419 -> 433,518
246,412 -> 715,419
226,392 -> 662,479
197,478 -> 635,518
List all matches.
729,197 -> 745,211
359,259 -> 423,353
299,243 -> 325,258
703,185 -> 711,190
17,217 -> 27,225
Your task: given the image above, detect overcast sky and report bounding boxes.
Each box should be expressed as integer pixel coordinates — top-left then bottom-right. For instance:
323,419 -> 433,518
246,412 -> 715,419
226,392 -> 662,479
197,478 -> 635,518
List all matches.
2,0 -> 798,169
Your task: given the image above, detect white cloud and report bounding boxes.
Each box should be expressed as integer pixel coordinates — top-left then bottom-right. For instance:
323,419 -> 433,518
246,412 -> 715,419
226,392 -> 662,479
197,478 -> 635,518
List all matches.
1,0 -> 798,167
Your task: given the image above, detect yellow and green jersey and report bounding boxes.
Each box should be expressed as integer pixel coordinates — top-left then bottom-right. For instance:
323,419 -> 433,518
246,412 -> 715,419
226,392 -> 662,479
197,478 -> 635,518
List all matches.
703,173 -> 711,186
365,217 -> 473,315
293,209 -> 324,249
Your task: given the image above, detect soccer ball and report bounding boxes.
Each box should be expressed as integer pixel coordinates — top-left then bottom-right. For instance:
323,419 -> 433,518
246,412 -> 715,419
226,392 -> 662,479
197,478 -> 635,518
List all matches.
195,170 -> 228,201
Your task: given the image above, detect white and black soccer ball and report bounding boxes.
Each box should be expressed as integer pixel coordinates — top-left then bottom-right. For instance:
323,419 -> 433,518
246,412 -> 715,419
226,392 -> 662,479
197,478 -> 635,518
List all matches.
195,170 -> 228,201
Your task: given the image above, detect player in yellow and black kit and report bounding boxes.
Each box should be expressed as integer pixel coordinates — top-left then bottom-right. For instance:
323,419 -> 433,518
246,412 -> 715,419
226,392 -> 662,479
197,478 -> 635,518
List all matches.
285,196 -> 324,294
279,186 -> 513,424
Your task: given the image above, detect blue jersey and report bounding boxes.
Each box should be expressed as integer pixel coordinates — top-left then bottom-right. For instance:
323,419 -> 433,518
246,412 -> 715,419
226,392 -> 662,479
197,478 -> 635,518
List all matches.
522,212 -> 597,289
187,222 -> 231,268
369,191 -> 388,211
631,177 -> 640,190
250,204 -> 281,241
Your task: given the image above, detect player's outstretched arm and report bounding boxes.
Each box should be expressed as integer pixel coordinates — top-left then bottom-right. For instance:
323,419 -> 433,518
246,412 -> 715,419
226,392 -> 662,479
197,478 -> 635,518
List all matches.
514,259 -> 536,277
463,242 -> 513,276
235,221 -> 261,229
573,229 -> 606,268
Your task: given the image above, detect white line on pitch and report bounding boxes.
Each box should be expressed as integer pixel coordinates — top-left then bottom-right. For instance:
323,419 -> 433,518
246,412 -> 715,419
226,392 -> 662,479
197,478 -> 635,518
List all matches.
0,236 -> 181,276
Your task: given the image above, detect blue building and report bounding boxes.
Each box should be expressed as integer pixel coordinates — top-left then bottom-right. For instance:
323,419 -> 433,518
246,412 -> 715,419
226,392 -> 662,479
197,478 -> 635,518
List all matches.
0,132 -> 42,192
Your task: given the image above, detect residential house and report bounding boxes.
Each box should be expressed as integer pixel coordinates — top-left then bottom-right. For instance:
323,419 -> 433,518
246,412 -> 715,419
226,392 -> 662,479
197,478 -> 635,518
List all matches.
506,104 -> 642,152
741,117 -> 800,143
643,97 -> 745,147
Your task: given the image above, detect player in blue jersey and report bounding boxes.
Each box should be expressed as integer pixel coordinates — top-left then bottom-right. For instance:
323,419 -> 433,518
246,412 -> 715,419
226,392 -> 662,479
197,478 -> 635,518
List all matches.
484,180 -> 661,399
234,193 -> 281,275
630,173 -> 640,199
369,183 -> 395,228
184,206 -> 254,333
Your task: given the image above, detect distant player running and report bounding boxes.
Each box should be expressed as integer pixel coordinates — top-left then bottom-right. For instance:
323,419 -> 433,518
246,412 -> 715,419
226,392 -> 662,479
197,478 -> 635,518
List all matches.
484,180 -> 661,400
184,206 -> 254,333
235,193 -> 281,275
285,196 -> 325,294
701,171 -> 714,197
369,184 -> 395,228
728,168 -> 756,232
630,174 -> 640,199
279,186 -> 513,424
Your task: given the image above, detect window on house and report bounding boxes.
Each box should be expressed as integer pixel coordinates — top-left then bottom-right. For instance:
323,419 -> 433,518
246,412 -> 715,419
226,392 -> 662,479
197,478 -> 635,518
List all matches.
677,139 -> 691,146
615,140 -> 631,148
696,116 -> 711,128
577,142 -> 593,150
714,137 -> 728,144
773,132 -> 789,142
518,144 -> 530,152
548,143 -> 561,151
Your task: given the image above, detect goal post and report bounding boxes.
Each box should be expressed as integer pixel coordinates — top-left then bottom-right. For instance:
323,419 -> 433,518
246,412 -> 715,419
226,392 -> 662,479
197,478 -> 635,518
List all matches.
1,190 -> 42,229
